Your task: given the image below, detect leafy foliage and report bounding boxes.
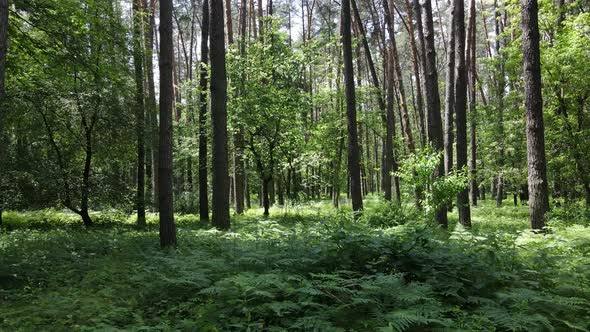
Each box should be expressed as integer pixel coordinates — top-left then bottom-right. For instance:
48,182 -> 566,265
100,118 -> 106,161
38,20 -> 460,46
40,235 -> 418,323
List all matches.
1,202 -> 589,331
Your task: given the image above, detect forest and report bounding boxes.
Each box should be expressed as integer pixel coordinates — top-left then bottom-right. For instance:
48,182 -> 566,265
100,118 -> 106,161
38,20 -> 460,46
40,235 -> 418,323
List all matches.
0,0 -> 589,330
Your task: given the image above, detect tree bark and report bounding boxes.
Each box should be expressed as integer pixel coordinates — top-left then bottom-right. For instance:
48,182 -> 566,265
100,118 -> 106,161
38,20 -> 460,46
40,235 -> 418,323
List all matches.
351,0 -> 385,114
145,0 -> 159,212
159,0 -> 177,247
468,0 -> 478,206
403,0 -> 426,144
454,0 -> 471,227
262,175 -> 270,216
198,0 -> 210,222
385,47 -> 401,202
257,0 -> 263,37
0,0 -> 8,226
234,0 -> 247,214
496,173 -> 503,206
132,0 -> 146,228
211,0 -> 231,230
494,0 -> 506,207
444,9 -> 455,175
225,0 -> 234,44
342,0 -> 363,212
383,0 -> 415,152
422,0 -> 447,227
522,0 -> 549,230
80,119 -> 94,227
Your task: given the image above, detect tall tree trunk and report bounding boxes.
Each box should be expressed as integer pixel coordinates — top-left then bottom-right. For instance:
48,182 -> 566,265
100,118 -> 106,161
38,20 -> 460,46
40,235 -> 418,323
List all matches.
245,167 -> 251,209
494,0 -> 505,206
234,0 -> 247,215
198,0 -> 210,222
333,133 -> 345,207
403,0 -> 426,144
145,0 -> 159,212
225,0 -> 234,44
211,0 -> 231,230
468,0 -> 478,206
384,47 -> 401,202
132,0 -> 146,228
422,0 -> 447,227
159,0 -> 177,247
351,0 -> 385,114
383,0 -> 415,152
277,174 -> 284,205
0,0 -> 8,226
80,121 -> 94,227
262,175 -> 270,216
454,0 -> 471,227
257,0 -> 263,37
444,10 -> 455,175
342,0 -> 363,212
522,0 -> 549,230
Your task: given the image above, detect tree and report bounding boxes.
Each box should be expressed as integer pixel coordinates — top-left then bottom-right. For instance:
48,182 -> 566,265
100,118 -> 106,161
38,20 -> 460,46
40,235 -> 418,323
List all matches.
132,0 -> 146,228
422,0 -> 447,227
227,23 -> 305,217
444,9 -> 455,176
522,0 -> 549,230
198,0 -> 210,222
341,0 -> 362,212
0,0 -> 8,226
211,0 -> 231,230
467,0 -> 477,206
454,0 -> 471,227
233,0 -> 247,215
382,0 -> 415,152
159,0 -> 177,247
144,0 -> 159,212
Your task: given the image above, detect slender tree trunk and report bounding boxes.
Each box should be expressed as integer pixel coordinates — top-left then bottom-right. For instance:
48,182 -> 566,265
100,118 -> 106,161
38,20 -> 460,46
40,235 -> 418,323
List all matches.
496,173 -> 503,206
80,122 -> 94,227
211,0 -> 231,230
444,10 -> 455,175
132,0 -> 147,228
277,174 -> 284,205
522,0 -> 549,230
383,0 -> 415,152
351,0 -> 385,114
494,0 -> 506,207
468,0 -> 478,206
404,0 -> 426,144
198,0 -> 210,222
145,0 -> 159,212
257,0 -> 263,37
384,47 -> 398,202
422,0 -> 447,227
454,0 -> 471,226
225,0 -> 234,44
262,175 -> 270,216
245,167 -> 251,209
342,0 -> 363,212
159,0 -> 177,247
233,0 -> 247,215
0,0 -> 8,226
333,133 -> 345,207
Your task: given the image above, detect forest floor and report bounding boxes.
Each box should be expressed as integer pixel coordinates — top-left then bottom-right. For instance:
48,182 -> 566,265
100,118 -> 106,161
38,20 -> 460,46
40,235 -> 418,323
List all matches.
1,199 -> 589,331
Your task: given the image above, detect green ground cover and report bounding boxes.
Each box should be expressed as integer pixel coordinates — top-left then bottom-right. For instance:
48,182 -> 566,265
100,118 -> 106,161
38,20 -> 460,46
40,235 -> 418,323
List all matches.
1,200 -> 589,331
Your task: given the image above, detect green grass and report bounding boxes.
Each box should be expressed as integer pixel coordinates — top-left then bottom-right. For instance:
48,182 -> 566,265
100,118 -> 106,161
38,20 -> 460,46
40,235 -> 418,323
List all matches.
1,199 -> 589,331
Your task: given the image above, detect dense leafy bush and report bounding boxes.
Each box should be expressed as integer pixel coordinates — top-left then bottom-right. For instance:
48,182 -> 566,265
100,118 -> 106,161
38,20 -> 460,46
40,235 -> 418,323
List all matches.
548,201 -> 590,227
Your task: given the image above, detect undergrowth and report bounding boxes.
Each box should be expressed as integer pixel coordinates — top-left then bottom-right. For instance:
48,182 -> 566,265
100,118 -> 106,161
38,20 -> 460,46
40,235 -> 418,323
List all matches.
0,200 -> 589,331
